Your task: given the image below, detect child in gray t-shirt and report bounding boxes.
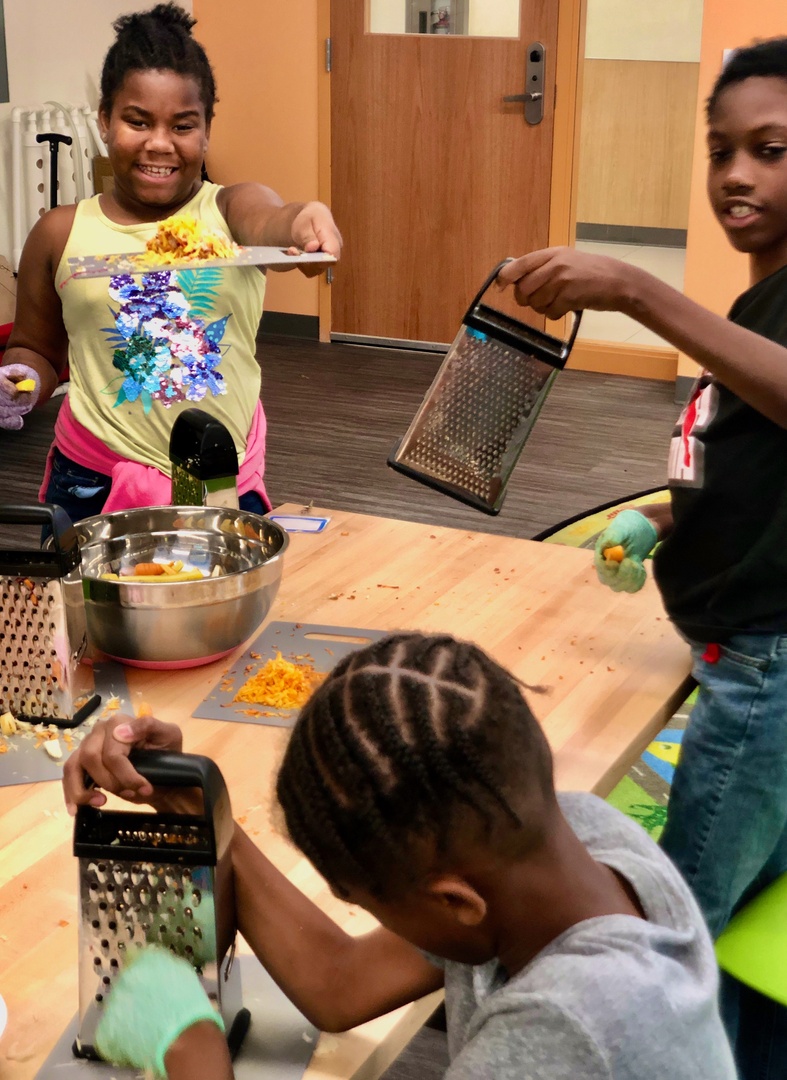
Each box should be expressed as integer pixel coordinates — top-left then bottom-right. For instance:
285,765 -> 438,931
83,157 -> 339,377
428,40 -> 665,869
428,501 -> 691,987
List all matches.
63,633 -> 736,1079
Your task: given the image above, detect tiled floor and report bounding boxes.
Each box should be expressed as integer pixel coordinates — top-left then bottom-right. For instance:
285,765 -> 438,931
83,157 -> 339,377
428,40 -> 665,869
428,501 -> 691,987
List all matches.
574,240 -> 686,349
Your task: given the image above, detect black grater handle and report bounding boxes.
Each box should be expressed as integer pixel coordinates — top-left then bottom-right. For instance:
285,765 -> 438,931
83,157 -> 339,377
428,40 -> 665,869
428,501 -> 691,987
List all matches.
463,260 -> 582,367
127,749 -> 229,825
0,502 -> 80,574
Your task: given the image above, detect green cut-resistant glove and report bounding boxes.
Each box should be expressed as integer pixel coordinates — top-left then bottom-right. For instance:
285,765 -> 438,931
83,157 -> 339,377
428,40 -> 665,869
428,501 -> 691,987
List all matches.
95,946 -> 224,1078
593,509 -> 658,594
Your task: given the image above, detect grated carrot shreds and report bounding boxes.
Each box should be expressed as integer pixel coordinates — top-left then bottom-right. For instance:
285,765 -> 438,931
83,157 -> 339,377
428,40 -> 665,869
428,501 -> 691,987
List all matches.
139,214 -> 239,266
234,652 -> 325,709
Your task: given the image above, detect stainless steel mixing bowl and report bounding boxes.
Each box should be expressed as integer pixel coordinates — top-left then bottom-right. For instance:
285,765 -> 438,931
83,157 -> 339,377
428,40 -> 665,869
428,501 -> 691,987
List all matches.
68,506 -> 288,668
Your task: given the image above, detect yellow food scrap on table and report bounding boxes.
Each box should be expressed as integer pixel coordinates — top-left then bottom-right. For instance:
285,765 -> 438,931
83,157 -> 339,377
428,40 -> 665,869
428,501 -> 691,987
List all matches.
603,545 -> 625,564
234,653 -> 325,709
0,712 -> 18,736
44,739 -> 63,760
140,214 -> 239,265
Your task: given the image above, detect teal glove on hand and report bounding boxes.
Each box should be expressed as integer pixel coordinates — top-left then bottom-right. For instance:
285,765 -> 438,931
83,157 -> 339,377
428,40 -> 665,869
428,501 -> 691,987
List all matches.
95,946 -> 224,1078
593,509 -> 658,594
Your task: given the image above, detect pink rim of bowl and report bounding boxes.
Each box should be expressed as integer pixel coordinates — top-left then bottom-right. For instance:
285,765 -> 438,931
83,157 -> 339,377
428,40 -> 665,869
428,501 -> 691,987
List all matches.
106,648 -> 235,670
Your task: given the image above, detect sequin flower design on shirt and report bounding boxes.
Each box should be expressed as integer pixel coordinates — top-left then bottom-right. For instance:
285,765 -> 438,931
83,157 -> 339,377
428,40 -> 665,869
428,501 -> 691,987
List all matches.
102,269 -> 230,413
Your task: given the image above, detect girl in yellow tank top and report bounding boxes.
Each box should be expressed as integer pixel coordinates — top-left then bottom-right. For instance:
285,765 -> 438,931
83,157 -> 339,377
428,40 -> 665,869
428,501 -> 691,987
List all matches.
0,2 -> 341,520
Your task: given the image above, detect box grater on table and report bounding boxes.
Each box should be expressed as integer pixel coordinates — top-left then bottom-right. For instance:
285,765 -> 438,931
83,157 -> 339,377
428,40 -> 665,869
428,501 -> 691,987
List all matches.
73,750 -> 249,1060
388,262 -> 582,515
0,504 -> 99,726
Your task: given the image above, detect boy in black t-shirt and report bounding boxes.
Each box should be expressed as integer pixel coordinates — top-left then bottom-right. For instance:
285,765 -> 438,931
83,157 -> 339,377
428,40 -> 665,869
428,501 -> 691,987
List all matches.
499,38 -> 787,1080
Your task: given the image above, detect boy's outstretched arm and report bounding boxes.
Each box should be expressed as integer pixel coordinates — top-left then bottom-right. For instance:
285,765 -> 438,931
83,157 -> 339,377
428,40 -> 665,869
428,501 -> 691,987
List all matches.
498,249 -> 787,428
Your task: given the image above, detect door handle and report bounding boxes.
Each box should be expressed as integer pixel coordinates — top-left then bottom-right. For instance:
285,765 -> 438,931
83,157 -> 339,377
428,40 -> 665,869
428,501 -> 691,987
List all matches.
504,42 -> 545,125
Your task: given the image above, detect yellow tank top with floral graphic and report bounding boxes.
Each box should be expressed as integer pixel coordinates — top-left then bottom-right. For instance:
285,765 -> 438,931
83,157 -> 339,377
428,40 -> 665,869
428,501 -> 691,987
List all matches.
55,183 -> 265,474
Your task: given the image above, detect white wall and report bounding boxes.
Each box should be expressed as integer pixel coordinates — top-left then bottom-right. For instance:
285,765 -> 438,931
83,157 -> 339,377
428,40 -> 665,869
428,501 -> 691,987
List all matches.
369,0 -> 406,34
0,0 -> 193,259
585,0 -> 704,62
468,0 -> 518,38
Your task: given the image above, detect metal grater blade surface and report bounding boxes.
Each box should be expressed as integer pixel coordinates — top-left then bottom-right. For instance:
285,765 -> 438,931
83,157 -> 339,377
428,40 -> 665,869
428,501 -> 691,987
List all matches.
1,574 -> 75,720
77,857 -> 221,1048
399,331 -> 555,504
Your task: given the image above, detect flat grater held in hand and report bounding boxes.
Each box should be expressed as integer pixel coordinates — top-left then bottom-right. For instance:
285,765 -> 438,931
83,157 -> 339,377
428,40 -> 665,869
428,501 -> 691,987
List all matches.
0,504 -> 100,727
73,749 -> 250,1061
388,262 -> 582,515
169,408 -> 240,509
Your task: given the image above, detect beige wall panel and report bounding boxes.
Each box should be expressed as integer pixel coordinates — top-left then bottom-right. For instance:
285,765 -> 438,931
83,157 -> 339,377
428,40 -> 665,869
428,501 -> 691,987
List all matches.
585,0 -> 703,62
576,59 -> 699,230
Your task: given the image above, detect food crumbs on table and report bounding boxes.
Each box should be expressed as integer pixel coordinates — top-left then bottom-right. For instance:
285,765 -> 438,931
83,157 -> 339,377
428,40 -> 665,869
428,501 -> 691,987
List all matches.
325,647 -> 334,655
377,584 -> 400,589
58,919 -> 69,927
328,593 -> 342,600
341,531 -> 349,536
607,666 -> 615,672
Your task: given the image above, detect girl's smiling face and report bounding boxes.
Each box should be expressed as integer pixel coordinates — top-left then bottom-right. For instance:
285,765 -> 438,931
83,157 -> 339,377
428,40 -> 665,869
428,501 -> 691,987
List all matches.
707,76 -> 787,282
99,68 -> 209,221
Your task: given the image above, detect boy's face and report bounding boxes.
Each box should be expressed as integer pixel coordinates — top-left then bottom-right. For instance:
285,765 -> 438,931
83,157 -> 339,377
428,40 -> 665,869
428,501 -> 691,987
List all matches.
707,76 -> 787,279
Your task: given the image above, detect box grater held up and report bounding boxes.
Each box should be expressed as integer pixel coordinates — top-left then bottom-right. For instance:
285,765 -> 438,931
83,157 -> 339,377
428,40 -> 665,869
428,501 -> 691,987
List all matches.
73,750 -> 250,1060
389,262 -> 582,515
0,504 -> 100,727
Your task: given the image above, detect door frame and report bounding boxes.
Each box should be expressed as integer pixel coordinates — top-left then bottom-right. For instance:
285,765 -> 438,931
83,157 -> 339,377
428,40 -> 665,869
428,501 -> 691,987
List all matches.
316,0 -> 677,381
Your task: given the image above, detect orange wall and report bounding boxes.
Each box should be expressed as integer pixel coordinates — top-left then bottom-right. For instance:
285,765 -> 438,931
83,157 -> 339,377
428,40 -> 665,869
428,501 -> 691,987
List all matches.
192,1 -> 322,317
679,0 -> 786,378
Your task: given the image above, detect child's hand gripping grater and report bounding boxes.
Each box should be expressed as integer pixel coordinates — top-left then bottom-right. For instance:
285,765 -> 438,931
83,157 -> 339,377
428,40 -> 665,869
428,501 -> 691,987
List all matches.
388,263 -> 582,515
0,503 -> 100,726
73,749 -> 250,1061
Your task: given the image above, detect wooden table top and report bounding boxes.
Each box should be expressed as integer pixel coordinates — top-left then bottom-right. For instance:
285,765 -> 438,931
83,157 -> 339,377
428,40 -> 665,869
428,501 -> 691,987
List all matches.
0,504 -> 692,1079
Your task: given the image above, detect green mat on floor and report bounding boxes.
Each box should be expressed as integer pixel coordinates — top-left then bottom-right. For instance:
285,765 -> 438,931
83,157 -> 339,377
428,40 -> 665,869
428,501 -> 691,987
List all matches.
540,488 -> 690,838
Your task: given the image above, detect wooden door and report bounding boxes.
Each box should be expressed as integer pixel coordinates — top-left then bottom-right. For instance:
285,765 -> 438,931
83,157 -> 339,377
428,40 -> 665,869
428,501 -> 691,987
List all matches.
330,0 -> 559,345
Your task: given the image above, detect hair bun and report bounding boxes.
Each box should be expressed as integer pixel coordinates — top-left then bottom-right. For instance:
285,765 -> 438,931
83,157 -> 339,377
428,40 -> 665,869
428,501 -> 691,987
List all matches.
112,3 -> 196,40
149,3 -> 197,33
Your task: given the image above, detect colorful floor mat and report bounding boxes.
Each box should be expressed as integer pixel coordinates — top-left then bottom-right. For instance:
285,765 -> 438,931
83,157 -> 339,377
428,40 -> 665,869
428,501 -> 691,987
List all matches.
541,488 -> 692,839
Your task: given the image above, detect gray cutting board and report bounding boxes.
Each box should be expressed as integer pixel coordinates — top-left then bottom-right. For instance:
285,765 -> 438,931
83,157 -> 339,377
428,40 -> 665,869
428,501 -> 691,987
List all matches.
0,663 -> 132,788
193,622 -> 387,729
35,954 -> 318,1080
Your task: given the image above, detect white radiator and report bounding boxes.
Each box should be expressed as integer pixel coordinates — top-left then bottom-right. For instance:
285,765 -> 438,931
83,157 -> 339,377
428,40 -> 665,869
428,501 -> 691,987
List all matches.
10,102 -> 102,271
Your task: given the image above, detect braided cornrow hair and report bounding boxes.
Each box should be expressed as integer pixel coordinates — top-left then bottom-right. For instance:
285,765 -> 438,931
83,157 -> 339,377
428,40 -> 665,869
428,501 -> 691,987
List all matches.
707,37 -> 787,119
100,3 -> 217,121
276,633 -> 555,900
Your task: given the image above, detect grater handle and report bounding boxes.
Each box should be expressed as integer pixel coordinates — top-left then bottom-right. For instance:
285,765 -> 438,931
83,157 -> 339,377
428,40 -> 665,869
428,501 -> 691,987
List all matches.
464,260 -> 582,363
126,749 -> 229,824
0,502 -> 81,573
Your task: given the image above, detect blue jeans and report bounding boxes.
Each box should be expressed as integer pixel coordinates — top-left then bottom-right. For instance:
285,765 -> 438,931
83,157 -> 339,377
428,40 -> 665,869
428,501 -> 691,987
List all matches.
660,632 -> 787,1080
43,447 -> 268,524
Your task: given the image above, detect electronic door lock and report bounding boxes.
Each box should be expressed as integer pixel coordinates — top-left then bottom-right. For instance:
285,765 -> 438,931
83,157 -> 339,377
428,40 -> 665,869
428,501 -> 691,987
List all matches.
503,42 -> 545,125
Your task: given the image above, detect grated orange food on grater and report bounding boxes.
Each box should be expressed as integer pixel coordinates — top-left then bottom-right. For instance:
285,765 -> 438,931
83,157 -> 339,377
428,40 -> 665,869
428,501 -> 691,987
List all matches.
139,214 -> 239,266
234,652 -> 325,709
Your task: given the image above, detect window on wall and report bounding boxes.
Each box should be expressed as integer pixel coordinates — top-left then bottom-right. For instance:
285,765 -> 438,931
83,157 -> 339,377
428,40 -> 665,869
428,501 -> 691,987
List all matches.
369,0 -> 520,38
0,1 -> 8,103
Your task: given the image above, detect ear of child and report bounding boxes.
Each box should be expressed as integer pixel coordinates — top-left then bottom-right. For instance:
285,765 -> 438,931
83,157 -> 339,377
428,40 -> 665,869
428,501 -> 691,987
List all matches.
430,876 -> 488,927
